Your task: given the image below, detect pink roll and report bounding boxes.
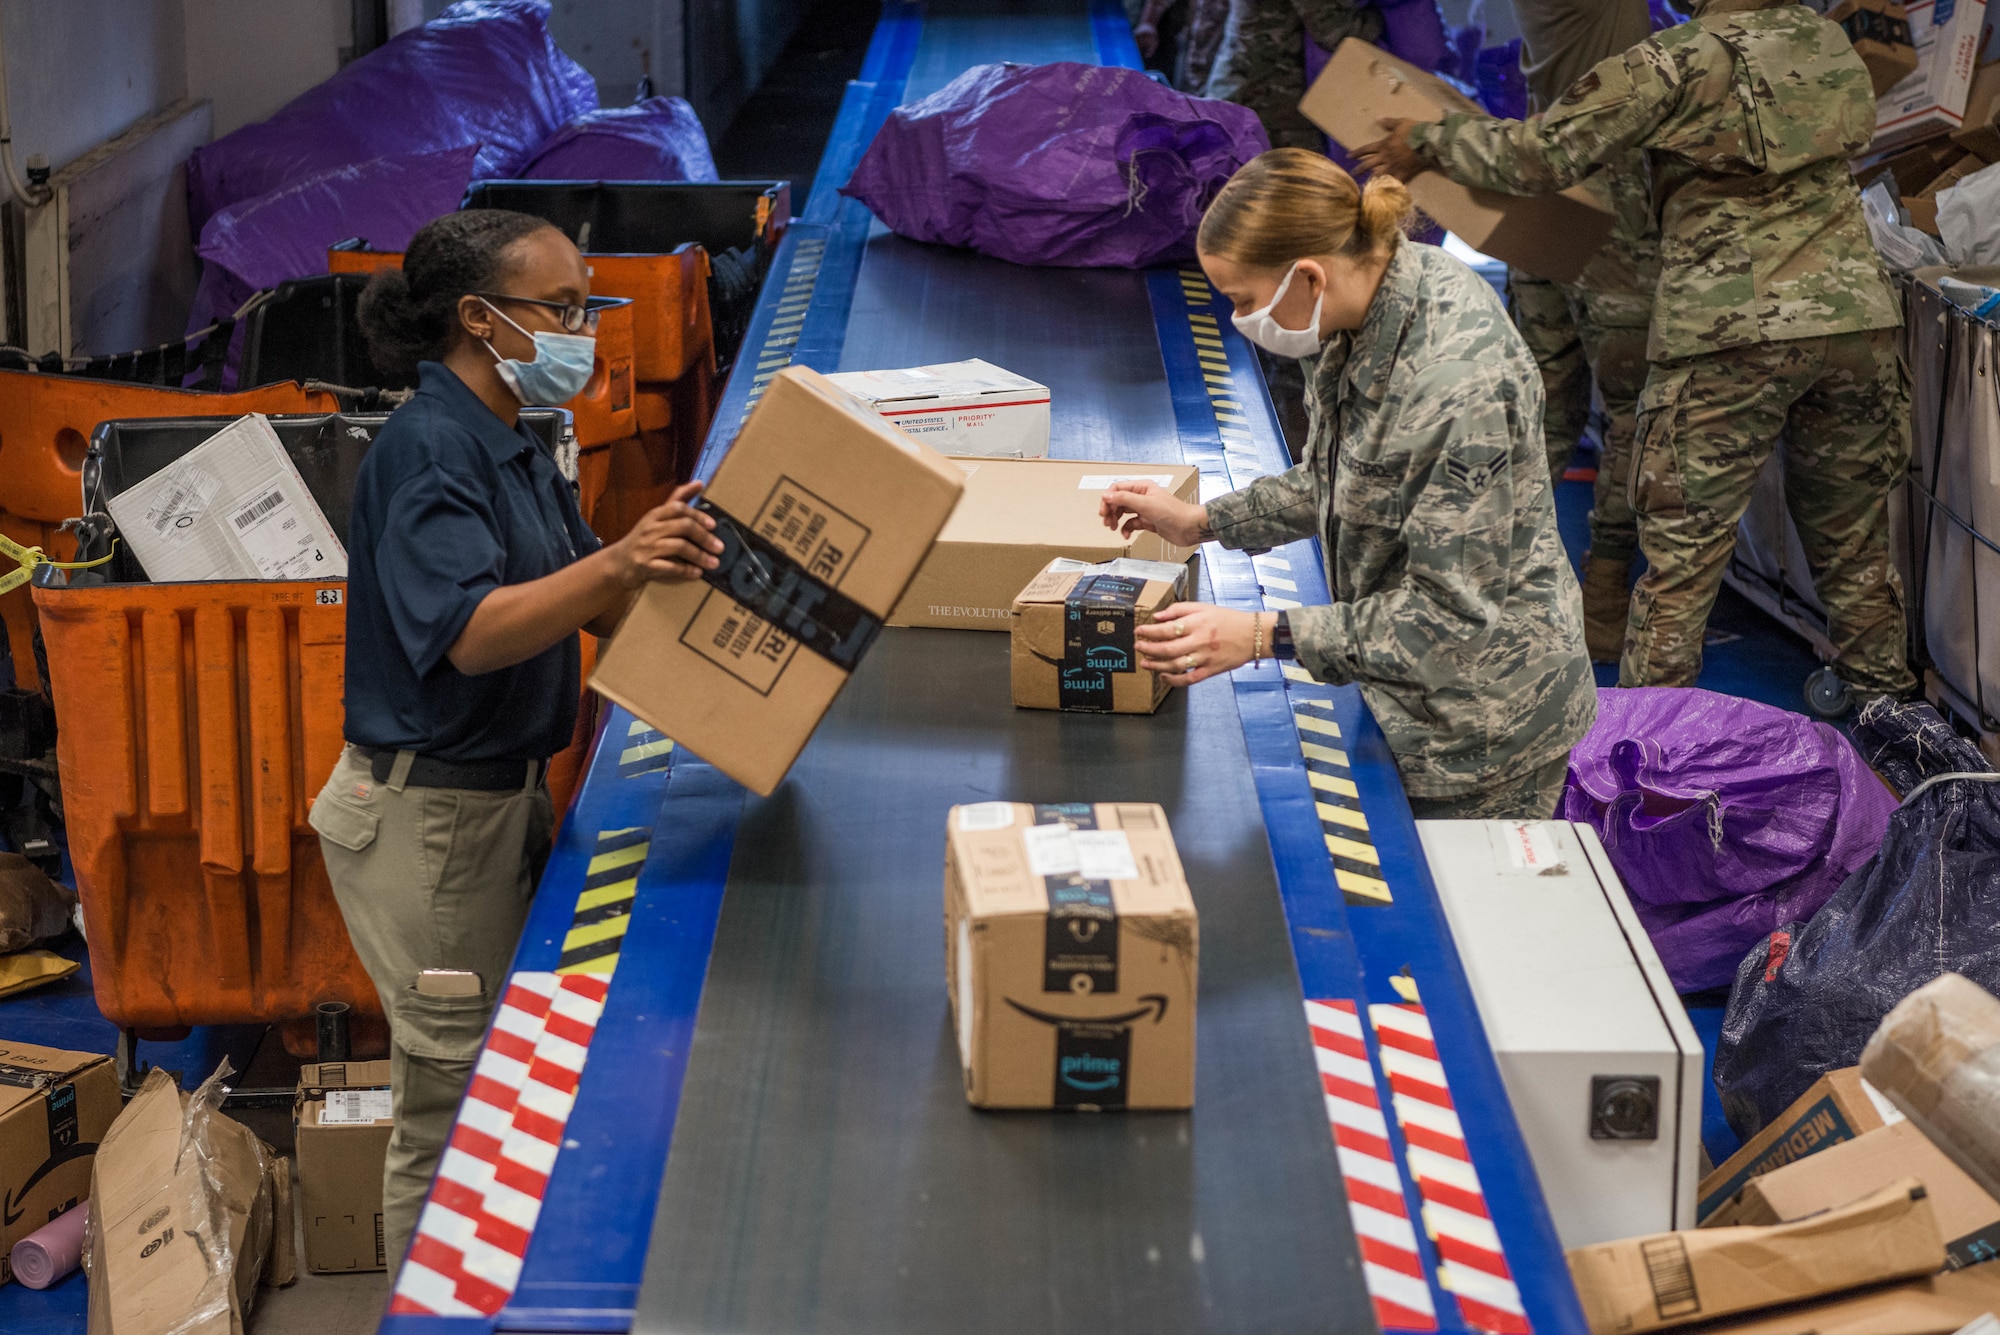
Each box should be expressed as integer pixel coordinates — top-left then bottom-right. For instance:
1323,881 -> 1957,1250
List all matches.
12,1200 -> 88,1289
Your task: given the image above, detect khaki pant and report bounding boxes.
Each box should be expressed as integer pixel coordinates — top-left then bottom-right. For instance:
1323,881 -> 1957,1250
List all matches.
1406,755 -> 1571,821
309,745 -> 552,1274
1623,327 -> 1915,695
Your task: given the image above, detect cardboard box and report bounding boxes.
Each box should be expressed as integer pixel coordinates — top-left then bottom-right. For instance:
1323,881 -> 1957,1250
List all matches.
1567,1180 -> 1946,1335
1300,38 -> 1616,285
889,458 -> 1199,631
1874,137 -> 1965,193
1904,194 -> 1943,233
89,1068 -> 276,1335
1872,0 -> 1988,152
1862,972 -> 2000,1209
943,801 -> 1198,1110
1702,1121 -> 2000,1269
1697,1067 -> 1899,1221
0,1040 -> 118,1284
1916,150 -> 1987,195
294,1060 -> 392,1274
1832,0 -> 1922,96
1947,61 -> 2000,159
1010,559 -> 1188,714
591,365 -> 965,796
825,359 -> 1051,459
105,413 -> 347,584
1690,1264 -> 2000,1335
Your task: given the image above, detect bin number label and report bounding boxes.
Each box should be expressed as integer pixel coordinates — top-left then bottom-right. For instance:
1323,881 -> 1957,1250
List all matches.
316,588 -> 344,606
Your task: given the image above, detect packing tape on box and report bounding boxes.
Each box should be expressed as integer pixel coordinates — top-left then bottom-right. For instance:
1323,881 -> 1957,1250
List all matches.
691,497 -> 883,671
1029,804 -> 1123,994
1058,575 -> 1145,712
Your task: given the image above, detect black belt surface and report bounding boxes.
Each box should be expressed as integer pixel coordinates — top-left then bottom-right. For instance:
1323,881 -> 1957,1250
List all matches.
631,624 -> 1372,1334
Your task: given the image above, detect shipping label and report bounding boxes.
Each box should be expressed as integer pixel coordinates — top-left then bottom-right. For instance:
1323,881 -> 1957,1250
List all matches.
1030,806 -> 1120,994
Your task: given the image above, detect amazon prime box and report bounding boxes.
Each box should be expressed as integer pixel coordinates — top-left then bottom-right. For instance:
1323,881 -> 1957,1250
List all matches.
0,1039 -> 119,1283
944,802 -> 1197,1111
1010,558 -> 1188,714
592,365 -> 965,795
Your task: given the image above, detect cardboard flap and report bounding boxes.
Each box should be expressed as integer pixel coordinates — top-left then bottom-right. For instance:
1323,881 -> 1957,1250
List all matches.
0,1042 -> 111,1117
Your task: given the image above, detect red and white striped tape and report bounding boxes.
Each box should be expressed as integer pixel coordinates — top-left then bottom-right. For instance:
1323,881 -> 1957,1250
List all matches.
391,971 -> 610,1316
1306,999 -> 1439,1332
1369,1002 -> 1532,1335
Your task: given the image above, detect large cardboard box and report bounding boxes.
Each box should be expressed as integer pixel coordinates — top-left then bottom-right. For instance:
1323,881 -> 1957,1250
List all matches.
0,1040 -> 118,1284
1831,0 -> 1923,96
592,365 -> 965,796
890,458 -> 1199,631
1010,559 -> 1187,714
1675,1263 -> 2000,1335
89,1068 -> 276,1335
1872,0 -> 1989,152
825,359 -> 1051,459
1300,38 -> 1616,284
1567,1180 -> 1946,1335
944,802 -> 1198,1110
294,1060 -> 392,1274
1702,1121 -> 2000,1269
1697,1067 -> 1898,1221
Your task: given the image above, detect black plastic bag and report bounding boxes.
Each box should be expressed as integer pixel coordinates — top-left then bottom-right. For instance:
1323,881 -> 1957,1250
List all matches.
1713,699 -> 2000,1140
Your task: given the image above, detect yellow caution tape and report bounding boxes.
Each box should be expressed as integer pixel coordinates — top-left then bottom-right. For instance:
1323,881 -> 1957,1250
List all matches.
0,533 -> 117,597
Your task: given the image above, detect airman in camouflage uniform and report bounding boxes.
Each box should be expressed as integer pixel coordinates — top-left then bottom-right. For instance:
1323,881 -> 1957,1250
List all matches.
1203,0 -> 1383,150
1397,0 -> 1913,697
1204,241 -> 1597,818
1507,0 -> 1658,662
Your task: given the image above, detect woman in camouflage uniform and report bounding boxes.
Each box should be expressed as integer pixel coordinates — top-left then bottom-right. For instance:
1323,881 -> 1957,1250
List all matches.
1101,150 -> 1596,819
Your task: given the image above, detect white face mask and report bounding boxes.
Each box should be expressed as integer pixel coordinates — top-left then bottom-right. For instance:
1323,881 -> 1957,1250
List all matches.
1231,262 -> 1324,359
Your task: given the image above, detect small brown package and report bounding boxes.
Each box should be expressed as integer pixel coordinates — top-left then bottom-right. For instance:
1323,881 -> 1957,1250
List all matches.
1697,1066 -> 1893,1221
1300,38 -> 1616,284
1862,972 -> 2000,1207
1010,560 -> 1184,715
1568,1180 -> 1946,1335
944,801 -> 1197,1111
1828,0 -> 1921,97
0,1040 -> 118,1283
294,1059 -> 393,1273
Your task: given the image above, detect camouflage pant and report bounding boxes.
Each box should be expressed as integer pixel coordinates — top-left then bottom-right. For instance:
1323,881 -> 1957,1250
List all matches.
1203,0 -> 1382,149
1178,0 -> 1232,92
1508,269 -> 1648,562
1623,327 -> 1915,695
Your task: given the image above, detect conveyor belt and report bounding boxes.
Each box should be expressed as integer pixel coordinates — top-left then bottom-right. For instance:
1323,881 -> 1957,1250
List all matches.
378,2 -> 1587,1332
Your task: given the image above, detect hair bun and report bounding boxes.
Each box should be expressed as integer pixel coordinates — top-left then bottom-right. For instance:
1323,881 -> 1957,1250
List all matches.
1358,174 -> 1416,249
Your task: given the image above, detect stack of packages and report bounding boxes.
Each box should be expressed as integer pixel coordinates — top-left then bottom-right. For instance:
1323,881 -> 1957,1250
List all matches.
1856,0 -> 2000,266
1566,974 -> 2000,1335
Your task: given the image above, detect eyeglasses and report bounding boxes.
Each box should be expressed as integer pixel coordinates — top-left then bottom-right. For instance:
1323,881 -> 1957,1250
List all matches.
475,293 -> 600,335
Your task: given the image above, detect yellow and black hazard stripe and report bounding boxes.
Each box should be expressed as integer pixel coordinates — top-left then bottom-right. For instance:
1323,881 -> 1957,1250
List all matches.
617,716 -> 674,779
1176,270 -> 1392,909
558,828 -> 648,975
737,234 -> 828,427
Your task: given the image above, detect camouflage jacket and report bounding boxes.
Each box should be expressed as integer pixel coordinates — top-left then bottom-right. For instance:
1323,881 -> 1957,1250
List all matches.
1205,243 -> 1597,796
1410,0 -> 1901,362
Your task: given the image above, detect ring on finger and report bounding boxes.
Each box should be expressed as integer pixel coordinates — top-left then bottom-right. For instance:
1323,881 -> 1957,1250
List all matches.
1182,653 -> 1199,670
1174,622 -> 1189,638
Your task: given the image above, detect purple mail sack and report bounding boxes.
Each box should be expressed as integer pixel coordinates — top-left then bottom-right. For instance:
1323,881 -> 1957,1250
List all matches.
841,62 -> 1269,269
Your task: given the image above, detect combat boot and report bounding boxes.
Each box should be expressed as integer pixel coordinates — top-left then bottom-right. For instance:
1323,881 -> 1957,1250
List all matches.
1579,549 -> 1631,665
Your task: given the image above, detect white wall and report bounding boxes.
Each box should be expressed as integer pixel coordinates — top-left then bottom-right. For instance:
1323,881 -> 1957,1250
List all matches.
0,0 -> 187,172
183,0 -> 348,137
548,0 -> 687,101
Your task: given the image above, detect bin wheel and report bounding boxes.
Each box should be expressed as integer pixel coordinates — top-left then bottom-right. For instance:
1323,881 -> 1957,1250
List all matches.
1804,666 -> 1852,720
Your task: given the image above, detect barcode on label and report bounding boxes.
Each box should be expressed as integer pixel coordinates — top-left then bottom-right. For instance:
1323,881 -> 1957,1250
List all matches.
1642,1236 -> 1700,1319
233,490 -> 284,530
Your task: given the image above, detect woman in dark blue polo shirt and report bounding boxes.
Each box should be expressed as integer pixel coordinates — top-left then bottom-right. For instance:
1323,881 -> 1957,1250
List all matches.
308,210 -> 722,1272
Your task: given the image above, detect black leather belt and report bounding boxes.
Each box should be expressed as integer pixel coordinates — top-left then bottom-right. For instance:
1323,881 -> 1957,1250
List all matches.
354,746 -> 547,792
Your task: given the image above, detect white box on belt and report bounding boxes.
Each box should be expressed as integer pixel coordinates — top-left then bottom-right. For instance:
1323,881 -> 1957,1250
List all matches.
1872,0 -> 1988,151
104,413 -> 347,583
825,359 -> 1051,458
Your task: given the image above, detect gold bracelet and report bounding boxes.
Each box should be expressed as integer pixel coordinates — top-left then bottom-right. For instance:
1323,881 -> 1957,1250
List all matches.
1252,612 -> 1264,663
